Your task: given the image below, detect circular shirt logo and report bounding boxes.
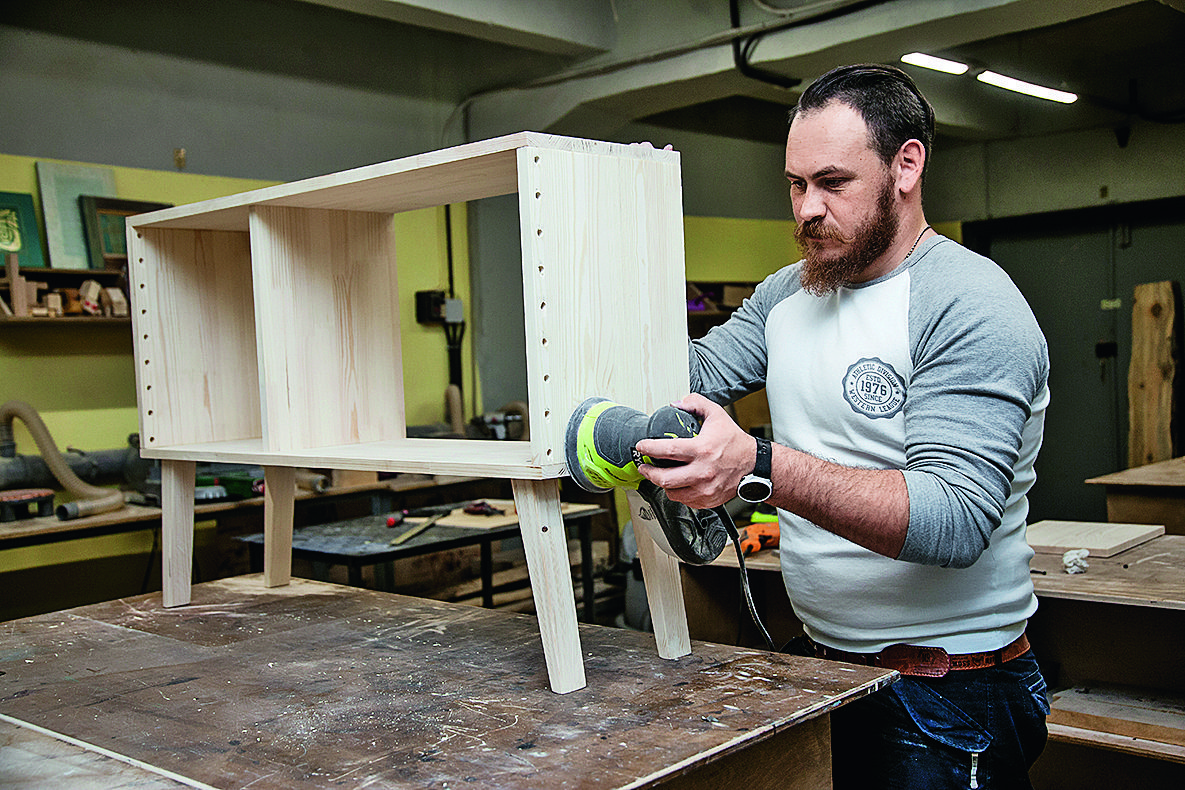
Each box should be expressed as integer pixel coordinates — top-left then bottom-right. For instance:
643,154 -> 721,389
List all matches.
843,358 -> 906,419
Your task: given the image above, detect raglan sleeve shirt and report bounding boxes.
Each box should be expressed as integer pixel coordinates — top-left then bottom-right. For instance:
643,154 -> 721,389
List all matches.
688,236 -> 1050,653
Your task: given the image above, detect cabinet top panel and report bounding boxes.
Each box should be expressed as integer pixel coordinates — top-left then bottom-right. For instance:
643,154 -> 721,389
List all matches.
127,132 -> 680,233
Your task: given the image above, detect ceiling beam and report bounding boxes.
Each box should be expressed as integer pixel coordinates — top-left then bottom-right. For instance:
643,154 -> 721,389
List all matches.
295,0 -> 616,55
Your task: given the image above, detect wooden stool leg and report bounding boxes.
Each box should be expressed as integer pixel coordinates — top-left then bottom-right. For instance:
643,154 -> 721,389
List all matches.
161,459 -> 196,608
263,466 -> 296,588
512,478 -> 586,694
626,489 -> 691,659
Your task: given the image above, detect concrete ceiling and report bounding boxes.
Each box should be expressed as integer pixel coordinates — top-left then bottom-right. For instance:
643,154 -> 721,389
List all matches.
299,0 -> 1185,146
7,0 -> 1183,147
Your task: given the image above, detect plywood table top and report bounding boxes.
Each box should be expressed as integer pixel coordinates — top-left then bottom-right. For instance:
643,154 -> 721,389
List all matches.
1029,534 -> 1185,610
1086,457 -> 1185,489
0,575 -> 893,789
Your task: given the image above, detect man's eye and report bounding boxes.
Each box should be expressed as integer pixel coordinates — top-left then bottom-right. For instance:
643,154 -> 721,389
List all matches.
788,180 -> 805,192
824,179 -> 848,190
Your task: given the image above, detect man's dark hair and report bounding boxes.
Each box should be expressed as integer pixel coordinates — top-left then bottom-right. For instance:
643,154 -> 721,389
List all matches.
789,63 -> 935,189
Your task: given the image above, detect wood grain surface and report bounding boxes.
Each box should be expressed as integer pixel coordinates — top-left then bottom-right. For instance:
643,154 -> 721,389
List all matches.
0,576 -> 894,790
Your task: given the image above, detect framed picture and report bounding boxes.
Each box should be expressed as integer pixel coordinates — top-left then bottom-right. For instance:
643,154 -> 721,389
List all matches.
80,197 -> 172,271
0,191 -> 47,269
36,161 -> 117,269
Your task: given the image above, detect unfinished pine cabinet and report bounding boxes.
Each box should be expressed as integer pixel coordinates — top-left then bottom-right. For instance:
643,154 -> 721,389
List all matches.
126,133 -> 691,693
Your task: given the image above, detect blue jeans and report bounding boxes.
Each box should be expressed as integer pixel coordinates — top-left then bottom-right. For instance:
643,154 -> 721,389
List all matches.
790,639 -> 1050,789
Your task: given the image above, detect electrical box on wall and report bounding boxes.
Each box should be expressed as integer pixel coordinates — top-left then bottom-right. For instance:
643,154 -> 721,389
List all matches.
416,290 -> 463,324
415,290 -> 446,324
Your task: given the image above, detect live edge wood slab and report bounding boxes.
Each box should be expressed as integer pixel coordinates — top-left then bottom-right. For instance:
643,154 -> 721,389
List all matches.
0,576 -> 894,790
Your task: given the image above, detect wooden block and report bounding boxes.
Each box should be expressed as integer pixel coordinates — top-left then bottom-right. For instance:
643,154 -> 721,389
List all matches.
330,469 -> 379,488
1026,520 -> 1165,557
5,252 -> 28,316
1128,281 -> 1180,468
1049,685 -> 1185,748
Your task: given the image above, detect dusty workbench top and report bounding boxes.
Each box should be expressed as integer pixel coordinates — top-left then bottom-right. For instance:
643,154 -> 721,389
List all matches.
0,575 -> 893,789
1028,533 -> 1185,610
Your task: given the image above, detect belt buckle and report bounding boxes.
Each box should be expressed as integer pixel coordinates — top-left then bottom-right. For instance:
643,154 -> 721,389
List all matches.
878,643 -> 951,678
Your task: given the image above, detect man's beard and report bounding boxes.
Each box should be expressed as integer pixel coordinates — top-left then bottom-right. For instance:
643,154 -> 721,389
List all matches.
794,178 -> 899,296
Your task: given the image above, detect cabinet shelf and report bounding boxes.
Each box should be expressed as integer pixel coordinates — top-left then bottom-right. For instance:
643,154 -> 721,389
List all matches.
142,437 -> 556,479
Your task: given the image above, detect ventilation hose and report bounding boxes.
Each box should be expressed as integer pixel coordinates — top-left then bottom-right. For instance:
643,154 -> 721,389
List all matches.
0,400 -> 126,520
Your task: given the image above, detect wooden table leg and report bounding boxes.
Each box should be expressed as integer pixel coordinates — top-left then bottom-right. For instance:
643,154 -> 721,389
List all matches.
263,466 -> 295,588
626,489 -> 691,659
160,459 -> 196,608
512,478 -> 586,694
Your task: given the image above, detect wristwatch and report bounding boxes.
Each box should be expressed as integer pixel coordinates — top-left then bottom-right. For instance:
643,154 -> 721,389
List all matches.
737,437 -> 774,503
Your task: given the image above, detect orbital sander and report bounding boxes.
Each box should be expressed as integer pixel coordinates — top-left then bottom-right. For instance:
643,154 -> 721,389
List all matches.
564,397 -> 730,565
564,396 -> 775,649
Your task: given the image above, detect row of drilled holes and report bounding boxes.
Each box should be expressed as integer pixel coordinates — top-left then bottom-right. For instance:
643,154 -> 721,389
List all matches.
135,232 -> 155,445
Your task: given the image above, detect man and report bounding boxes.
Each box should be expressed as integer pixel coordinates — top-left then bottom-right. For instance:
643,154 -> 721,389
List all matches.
636,64 -> 1051,788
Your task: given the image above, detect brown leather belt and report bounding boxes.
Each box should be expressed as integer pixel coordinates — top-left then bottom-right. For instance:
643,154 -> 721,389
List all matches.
808,633 -> 1030,678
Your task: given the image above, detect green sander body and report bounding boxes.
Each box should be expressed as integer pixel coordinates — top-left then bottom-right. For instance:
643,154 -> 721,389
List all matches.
564,397 -> 730,565
564,397 -> 701,494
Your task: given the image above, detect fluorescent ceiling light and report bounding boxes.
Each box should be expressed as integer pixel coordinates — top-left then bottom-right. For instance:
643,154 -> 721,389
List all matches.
977,70 -> 1077,104
901,52 -> 969,75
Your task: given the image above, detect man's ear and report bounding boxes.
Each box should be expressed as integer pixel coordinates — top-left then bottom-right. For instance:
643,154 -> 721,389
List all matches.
894,139 -> 926,195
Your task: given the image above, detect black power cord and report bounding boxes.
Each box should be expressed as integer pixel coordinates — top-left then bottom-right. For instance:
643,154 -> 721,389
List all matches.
722,517 -> 776,651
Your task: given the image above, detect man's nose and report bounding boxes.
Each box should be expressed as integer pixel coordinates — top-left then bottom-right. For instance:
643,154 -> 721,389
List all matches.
795,186 -> 826,222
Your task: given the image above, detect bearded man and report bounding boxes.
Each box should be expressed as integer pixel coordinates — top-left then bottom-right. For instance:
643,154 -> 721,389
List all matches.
636,64 -> 1051,789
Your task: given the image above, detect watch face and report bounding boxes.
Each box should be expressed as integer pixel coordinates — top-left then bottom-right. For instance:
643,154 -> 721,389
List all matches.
738,476 -> 772,503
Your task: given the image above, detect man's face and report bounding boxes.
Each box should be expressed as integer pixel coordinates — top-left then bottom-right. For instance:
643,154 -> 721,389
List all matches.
785,102 -> 900,295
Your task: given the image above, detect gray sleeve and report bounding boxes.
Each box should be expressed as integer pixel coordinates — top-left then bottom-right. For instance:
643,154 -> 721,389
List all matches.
898,253 -> 1049,568
687,267 -> 799,403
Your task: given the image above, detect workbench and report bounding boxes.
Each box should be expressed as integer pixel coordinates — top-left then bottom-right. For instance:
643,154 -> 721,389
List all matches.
1086,456 -> 1185,534
0,575 -> 894,789
237,504 -> 606,621
0,474 -> 494,551
1026,533 -> 1185,786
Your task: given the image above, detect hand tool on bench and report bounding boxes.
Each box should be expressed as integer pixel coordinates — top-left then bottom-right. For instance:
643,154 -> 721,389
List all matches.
389,511 -> 446,545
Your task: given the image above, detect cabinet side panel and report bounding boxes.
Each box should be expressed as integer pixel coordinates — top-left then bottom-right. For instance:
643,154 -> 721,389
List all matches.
519,148 -> 689,467
128,227 -> 261,449
250,206 -> 404,452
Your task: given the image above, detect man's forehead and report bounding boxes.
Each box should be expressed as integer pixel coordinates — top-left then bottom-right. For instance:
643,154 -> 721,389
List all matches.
786,102 -> 876,172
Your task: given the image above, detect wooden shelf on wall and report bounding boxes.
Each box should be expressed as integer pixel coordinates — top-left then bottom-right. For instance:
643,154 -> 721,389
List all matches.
1,260 -> 129,324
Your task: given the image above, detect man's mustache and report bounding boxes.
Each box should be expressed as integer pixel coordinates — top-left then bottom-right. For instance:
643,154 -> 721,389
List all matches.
794,218 -> 845,244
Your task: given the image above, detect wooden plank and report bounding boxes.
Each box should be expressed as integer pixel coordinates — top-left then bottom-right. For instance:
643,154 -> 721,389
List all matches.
127,132 -> 680,233
1128,281 -> 1180,468
1048,722 -> 1185,764
249,206 -> 403,453
137,436 -> 560,478
1049,686 -> 1185,748
1029,534 -> 1185,610
262,465 -> 295,588
0,715 -> 208,789
160,459 -> 195,608
518,145 -> 688,472
128,228 -> 260,451
1026,520 -> 1164,557
424,498 -> 599,529
0,575 -> 894,790
512,478 -> 586,693
1088,456 -> 1185,488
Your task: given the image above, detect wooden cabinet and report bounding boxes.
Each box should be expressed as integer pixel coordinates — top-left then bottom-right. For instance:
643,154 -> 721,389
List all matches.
126,132 -> 693,693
